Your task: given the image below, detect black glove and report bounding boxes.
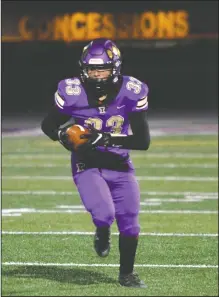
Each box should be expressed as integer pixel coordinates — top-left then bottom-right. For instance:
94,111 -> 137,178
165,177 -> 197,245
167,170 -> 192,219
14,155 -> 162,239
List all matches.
57,127 -> 74,151
78,125 -> 112,153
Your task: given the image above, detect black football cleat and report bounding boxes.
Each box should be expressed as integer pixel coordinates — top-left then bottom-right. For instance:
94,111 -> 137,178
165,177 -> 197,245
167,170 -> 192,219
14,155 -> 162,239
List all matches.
119,272 -> 147,288
94,227 -> 110,257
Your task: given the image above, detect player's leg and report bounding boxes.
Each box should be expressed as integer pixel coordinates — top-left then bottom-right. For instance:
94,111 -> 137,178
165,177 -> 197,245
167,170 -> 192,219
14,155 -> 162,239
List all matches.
73,167 -> 114,257
103,169 -> 146,288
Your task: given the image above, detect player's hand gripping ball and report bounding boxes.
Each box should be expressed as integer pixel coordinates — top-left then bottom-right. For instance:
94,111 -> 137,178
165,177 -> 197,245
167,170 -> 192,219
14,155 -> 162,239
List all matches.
66,124 -> 91,151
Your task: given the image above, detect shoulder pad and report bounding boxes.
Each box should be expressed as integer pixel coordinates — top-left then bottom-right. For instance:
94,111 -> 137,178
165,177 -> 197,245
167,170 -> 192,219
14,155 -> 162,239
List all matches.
122,76 -> 149,112
54,78 -> 84,112
123,76 -> 148,99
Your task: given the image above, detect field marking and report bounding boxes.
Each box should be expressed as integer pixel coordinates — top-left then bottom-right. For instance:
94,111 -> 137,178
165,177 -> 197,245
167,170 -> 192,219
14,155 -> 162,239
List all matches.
142,197 -> 218,202
2,153 -> 218,159
2,190 -> 217,196
57,197 -> 216,207
2,208 -> 218,215
2,125 -> 218,138
2,139 -> 218,147
2,213 -> 22,217
2,262 -> 218,268
2,163 -> 217,169
136,176 -> 217,181
2,231 -> 218,237
2,175 -> 218,182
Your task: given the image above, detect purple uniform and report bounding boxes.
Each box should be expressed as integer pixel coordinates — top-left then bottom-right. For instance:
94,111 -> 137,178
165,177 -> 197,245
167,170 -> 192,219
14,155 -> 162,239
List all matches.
40,38 -> 150,285
54,75 -> 149,236
55,76 -> 148,171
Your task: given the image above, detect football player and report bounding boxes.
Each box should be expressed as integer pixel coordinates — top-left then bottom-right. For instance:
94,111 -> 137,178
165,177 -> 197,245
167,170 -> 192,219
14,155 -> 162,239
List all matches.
41,38 -> 150,288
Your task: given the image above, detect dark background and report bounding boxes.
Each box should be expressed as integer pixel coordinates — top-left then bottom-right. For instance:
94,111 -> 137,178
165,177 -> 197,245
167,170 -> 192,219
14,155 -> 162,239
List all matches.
1,1 -> 218,115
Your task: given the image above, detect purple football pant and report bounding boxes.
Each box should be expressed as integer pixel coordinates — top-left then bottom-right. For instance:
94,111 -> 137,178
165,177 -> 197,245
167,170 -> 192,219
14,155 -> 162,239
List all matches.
73,168 -> 140,237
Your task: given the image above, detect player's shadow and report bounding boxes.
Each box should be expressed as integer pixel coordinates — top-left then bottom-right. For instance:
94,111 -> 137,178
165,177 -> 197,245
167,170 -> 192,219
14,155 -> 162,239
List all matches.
3,265 -> 117,285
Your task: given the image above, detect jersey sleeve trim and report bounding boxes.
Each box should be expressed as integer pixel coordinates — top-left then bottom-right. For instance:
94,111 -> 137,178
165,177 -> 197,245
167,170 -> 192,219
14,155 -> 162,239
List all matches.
54,91 -> 65,109
136,96 -> 148,110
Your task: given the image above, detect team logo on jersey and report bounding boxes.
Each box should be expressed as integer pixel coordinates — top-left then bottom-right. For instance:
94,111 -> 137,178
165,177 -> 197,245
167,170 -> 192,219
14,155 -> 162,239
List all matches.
98,106 -> 106,114
76,162 -> 86,173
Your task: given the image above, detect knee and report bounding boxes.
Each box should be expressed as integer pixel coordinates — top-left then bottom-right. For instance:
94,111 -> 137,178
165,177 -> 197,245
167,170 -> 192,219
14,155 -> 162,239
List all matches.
121,225 -> 140,237
91,209 -> 115,228
116,213 -> 140,237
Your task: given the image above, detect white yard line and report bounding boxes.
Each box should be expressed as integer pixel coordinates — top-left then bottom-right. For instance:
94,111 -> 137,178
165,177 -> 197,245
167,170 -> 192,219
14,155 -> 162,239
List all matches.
2,175 -> 218,181
2,208 -> 218,215
131,153 -> 218,159
2,163 -> 217,168
2,262 -> 218,268
58,200 -> 205,207
2,153 -> 218,159
137,164 -> 218,168
136,176 -> 217,181
2,231 -> 218,237
142,198 -> 217,202
2,190 -> 217,196
3,214 -> 22,217
140,199 -> 193,203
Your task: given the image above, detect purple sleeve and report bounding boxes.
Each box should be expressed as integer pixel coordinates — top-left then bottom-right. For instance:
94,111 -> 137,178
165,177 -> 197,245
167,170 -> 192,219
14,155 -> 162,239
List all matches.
121,76 -> 149,113
54,78 -> 82,115
130,81 -> 149,113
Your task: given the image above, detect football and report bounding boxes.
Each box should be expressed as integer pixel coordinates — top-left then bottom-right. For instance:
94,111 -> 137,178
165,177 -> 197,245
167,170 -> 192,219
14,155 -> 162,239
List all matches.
66,124 -> 91,150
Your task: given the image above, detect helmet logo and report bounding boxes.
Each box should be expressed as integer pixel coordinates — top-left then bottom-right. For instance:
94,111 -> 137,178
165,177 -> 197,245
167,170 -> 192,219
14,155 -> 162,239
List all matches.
112,46 -> 121,57
107,49 -> 113,59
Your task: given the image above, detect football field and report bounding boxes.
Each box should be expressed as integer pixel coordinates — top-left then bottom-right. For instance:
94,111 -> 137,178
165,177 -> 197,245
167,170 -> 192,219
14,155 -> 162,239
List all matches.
1,130 -> 218,296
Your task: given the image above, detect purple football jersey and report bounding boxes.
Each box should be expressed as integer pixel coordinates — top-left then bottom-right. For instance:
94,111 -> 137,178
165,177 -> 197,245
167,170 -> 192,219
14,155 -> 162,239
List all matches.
54,76 -> 149,158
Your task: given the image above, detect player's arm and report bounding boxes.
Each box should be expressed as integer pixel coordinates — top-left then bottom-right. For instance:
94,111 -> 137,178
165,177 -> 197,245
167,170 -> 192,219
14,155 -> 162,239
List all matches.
110,80 -> 150,149
41,79 -> 79,150
41,105 -> 72,141
109,110 -> 150,150
41,105 -> 76,151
